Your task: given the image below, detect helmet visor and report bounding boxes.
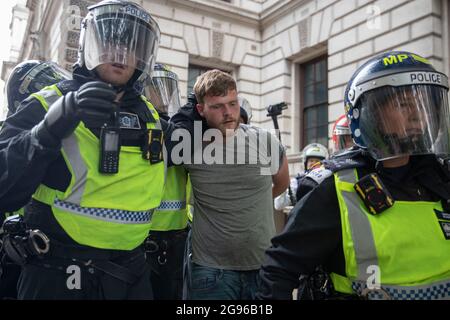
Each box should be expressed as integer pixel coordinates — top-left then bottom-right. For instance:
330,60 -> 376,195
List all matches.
359,85 -> 450,160
145,70 -> 181,116
337,134 -> 353,151
7,62 -> 71,114
84,5 -> 160,78
19,62 -> 71,95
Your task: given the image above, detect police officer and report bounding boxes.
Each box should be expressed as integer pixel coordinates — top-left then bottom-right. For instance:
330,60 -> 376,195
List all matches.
301,143 -> 328,172
0,0 -> 164,299
0,60 -> 71,299
143,63 -> 189,300
4,60 -> 72,117
257,51 -> 450,300
274,142 -> 328,210
332,114 -> 353,154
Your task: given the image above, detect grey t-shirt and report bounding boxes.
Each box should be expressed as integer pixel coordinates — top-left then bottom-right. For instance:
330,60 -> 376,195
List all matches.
185,125 -> 284,270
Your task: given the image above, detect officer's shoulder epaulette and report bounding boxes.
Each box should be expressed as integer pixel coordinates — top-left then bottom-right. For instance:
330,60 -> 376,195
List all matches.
304,149 -> 367,185
55,79 -> 79,95
304,164 -> 334,185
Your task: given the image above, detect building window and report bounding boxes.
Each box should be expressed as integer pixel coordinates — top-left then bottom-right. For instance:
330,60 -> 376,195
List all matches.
187,65 -> 212,96
301,56 -> 328,148
187,64 -> 231,97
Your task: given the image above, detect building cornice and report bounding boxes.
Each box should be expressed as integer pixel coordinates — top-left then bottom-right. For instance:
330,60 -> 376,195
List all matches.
260,0 -> 310,27
169,0 -> 260,27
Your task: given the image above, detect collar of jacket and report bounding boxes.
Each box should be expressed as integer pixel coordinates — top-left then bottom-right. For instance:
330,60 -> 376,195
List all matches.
120,93 -> 156,123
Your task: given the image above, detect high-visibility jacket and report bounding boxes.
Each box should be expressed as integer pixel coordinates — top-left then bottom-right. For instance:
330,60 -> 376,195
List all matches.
331,168 -> 450,300
31,86 -> 165,250
149,166 -> 189,231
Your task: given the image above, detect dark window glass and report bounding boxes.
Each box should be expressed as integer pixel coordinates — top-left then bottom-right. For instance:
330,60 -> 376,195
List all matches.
301,57 -> 328,147
187,65 -> 231,97
187,65 -> 211,96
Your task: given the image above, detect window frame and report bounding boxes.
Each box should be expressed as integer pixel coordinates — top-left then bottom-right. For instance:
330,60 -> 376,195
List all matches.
300,55 -> 329,149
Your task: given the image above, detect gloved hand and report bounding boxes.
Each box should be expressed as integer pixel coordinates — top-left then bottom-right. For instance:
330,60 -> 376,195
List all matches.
274,191 -> 290,210
32,81 -> 117,147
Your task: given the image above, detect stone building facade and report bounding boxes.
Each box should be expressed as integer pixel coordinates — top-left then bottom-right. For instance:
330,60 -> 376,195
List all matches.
2,0 -> 449,177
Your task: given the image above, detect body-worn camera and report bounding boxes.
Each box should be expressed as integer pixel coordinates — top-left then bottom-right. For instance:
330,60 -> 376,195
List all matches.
142,129 -> 163,164
354,173 -> 394,215
266,102 -> 287,117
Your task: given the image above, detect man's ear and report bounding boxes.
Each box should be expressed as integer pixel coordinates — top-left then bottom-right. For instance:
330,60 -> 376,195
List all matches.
196,104 -> 204,117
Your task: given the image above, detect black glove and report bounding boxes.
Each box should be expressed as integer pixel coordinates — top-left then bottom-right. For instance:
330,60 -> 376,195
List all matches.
32,81 -> 117,147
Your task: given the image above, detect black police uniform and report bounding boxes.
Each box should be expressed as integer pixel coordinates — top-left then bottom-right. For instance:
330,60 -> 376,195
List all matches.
143,112 -> 189,300
256,151 -> 450,299
0,68 -> 161,299
294,147 -> 363,201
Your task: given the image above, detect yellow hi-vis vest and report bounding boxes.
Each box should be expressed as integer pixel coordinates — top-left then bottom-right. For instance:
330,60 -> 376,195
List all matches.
331,169 -> 450,300
31,86 -> 166,250
149,166 -> 189,231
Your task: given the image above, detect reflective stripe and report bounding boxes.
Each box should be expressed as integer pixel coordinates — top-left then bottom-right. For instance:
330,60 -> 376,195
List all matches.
40,90 -> 60,107
335,169 -> 357,184
61,134 -> 87,205
352,279 -> 450,300
336,169 -> 379,282
31,88 -> 61,111
54,199 -> 153,224
157,200 -> 186,211
36,89 -> 88,206
39,88 -> 163,224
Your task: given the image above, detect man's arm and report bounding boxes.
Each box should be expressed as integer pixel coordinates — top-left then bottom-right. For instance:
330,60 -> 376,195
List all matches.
272,154 -> 289,198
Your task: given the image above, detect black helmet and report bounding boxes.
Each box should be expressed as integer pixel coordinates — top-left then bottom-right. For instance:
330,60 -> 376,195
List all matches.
5,60 -> 71,114
145,63 -> 181,116
187,92 -> 197,105
76,0 -> 160,89
238,96 -> 252,124
344,51 -> 450,160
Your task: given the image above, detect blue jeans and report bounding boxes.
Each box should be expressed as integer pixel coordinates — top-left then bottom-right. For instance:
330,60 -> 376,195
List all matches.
189,263 -> 260,300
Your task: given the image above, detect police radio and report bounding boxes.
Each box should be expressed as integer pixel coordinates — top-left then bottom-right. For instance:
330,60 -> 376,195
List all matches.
99,116 -> 121,174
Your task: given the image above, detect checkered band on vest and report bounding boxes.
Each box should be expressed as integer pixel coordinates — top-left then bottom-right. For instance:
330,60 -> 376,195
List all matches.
157,200 -> 186,211
352,280 -> 450,300
54,199 -> 153,224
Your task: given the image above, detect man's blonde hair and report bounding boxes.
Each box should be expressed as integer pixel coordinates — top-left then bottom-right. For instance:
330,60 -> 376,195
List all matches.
194,69 -> 237,104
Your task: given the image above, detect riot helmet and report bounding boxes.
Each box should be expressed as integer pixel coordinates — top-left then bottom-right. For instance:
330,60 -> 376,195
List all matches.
76,0 -> 160,88
302,143 -> 328,170
5,60 -> 71,114
345,51 -> 450,161
145,63 -> 181,117
332,114 -> 353,151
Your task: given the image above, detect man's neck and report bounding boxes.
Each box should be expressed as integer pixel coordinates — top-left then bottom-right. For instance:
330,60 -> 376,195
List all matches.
381,155 -> 410,168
